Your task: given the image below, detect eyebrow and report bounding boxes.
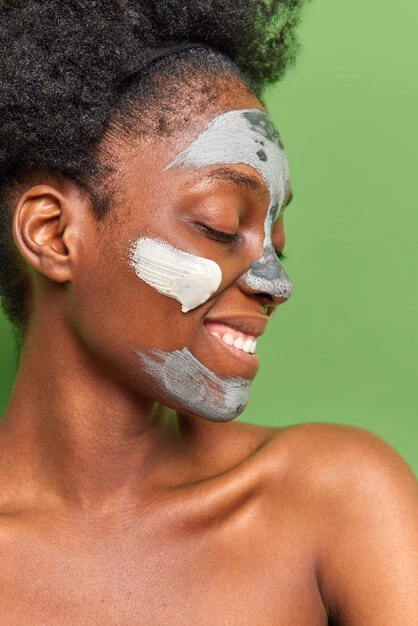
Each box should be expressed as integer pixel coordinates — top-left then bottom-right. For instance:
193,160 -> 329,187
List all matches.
186,166 -> 270,200
185,165 -> 294,208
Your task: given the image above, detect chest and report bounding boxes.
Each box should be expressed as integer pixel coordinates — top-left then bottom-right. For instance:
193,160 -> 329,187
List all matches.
0,515 -> 327,625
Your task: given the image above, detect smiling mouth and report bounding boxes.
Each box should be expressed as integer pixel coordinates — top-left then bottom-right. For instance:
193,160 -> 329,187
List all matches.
201,316 -> 268,376
204,322 -> 257,355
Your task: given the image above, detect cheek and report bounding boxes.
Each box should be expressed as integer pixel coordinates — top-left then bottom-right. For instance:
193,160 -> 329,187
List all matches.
130,237 -> 223,313
67,247 -> 134,346
66,251 -> 183,391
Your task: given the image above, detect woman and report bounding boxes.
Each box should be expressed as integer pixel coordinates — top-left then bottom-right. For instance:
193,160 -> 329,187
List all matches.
0,1 -> 417,623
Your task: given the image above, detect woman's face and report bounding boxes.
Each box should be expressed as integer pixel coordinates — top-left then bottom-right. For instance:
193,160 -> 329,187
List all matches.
71,88 -> 293,422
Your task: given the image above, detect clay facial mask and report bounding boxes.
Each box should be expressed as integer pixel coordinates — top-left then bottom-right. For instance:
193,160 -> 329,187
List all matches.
130,237 -> 222,313
136,347 -> 250,422
132,108 -> 292,423
165,108 -> 293,299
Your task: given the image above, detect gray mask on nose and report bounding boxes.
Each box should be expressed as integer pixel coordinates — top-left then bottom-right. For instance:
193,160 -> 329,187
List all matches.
164,108 -> 293,300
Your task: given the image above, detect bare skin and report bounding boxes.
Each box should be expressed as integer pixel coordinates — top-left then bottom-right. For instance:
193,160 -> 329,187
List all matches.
0,79 -> 417,625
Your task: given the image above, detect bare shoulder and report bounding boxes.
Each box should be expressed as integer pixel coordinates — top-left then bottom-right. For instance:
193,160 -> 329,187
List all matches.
227,420 -> 417,491
267,421 -> 417,492
265,423 -> 418,624
266,421 -> 418,527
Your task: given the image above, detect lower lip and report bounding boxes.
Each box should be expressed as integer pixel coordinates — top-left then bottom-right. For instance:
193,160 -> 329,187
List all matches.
202,323 -> 260,377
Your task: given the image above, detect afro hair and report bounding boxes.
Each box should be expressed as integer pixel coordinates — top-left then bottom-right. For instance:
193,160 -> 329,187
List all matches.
0,0 -> 310,334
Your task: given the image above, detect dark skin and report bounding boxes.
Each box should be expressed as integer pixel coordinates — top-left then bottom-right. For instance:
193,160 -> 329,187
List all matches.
0,79 -> 417,625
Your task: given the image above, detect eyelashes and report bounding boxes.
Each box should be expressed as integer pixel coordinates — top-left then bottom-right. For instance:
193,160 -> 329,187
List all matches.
195,222 -> 238,244
196,223 -> 287,261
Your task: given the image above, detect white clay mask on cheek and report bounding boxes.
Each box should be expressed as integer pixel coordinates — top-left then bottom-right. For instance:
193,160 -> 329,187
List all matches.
130,237 -> 222,313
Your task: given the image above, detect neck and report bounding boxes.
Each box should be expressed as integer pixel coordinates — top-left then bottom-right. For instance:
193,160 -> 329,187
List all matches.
0,315 -> 199,513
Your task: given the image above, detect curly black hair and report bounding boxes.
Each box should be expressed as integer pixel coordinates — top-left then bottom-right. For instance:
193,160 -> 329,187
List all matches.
0,0 -> 310,336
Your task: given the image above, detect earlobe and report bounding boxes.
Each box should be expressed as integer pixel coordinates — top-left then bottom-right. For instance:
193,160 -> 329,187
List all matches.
13,185 -> 72,283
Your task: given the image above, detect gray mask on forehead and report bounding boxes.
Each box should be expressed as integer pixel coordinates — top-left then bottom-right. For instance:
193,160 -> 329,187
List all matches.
164,108 -> 293,300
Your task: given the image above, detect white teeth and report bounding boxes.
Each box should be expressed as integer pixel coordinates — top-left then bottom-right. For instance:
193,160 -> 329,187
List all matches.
209,330 -> 257,355
222,334 -> 234,346
242,338 -> 253,353
233,337 -> 244,350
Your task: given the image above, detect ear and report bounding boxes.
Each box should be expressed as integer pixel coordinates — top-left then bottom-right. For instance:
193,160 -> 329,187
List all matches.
12,184 -> 85,283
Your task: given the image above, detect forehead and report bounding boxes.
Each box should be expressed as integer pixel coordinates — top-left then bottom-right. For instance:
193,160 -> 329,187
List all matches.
164,108 -> 290,209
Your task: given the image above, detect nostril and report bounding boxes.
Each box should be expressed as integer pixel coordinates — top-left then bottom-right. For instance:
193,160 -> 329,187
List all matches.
260,293 -> 275,305
256,294 -> 274,315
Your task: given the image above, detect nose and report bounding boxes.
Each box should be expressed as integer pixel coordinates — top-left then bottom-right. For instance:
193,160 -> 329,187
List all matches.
238,242 -> 293,305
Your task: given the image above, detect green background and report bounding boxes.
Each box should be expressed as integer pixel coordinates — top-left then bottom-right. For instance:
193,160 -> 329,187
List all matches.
1,0 -> 417,474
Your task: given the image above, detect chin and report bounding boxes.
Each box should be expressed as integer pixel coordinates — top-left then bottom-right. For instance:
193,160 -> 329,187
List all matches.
135,346 -> 252,423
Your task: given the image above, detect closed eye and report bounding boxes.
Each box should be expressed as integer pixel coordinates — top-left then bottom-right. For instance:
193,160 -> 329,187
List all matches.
196,222 -> 287,260
195,222 -> 238,244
